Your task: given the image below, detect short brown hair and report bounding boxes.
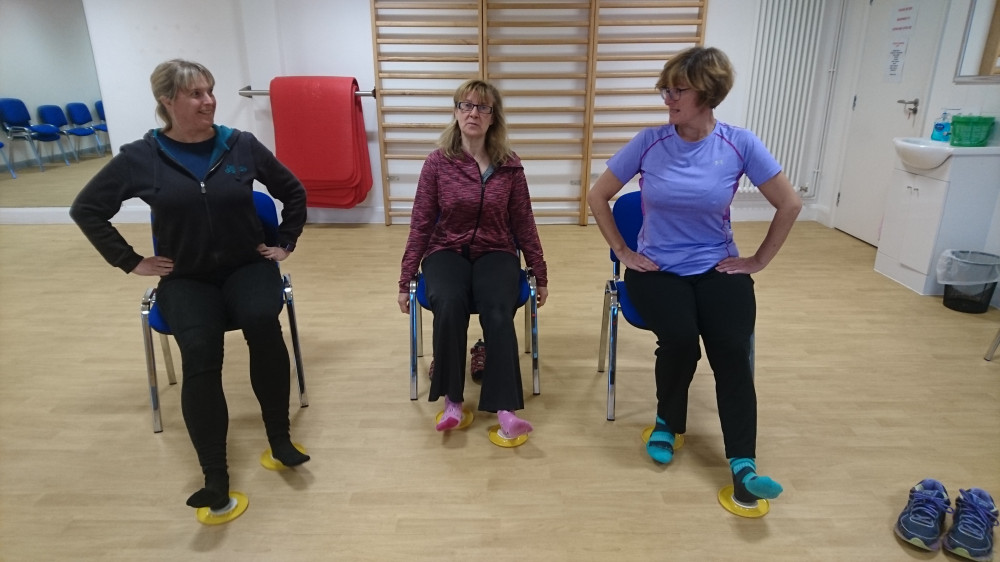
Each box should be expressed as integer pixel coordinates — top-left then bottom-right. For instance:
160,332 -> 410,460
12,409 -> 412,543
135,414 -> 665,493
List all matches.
655,47 -> 734,109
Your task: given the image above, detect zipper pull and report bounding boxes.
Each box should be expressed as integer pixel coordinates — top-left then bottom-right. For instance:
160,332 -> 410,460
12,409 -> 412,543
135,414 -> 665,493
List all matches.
200,181 -> 206,194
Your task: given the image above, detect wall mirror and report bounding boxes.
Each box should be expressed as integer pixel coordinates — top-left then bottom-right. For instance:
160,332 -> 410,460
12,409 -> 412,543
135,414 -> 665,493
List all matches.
0,0 -> 103,208
955,0 -> 1000,83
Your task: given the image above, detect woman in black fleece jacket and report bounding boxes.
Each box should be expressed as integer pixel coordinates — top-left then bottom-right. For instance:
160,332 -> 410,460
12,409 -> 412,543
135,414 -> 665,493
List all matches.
71,60 -> 309,515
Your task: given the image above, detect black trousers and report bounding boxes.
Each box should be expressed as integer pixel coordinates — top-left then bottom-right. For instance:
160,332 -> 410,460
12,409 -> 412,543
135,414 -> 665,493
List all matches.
157,260 -> 291,474
624,267 -> 756,458
421,250 -> 524,412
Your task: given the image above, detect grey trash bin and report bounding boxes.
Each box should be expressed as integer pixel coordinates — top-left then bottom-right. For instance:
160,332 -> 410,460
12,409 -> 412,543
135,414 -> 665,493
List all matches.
936,250 -> 1000,313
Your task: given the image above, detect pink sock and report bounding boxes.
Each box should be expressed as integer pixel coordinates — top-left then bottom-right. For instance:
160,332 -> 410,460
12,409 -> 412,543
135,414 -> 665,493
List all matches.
435,397 -> 463,431
497,410 -> 533,438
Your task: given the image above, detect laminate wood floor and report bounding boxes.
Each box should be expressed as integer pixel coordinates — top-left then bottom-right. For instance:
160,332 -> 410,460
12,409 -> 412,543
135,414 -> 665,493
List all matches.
1,218 -> 997,561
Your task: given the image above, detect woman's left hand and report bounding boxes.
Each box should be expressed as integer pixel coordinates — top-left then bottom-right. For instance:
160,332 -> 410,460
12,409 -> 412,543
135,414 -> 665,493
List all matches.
715,255 -> 765,275
257,244 -> 290,262
537,287 -> 548,307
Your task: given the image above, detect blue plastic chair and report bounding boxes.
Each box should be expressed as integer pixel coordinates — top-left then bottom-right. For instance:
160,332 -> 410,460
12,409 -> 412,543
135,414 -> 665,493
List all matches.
140,191 -> 308,433
38,104 -> 103,162
0,97 -> 70,171
0,141 -> 15,179
407,260 -> 539,400
64,103 -> 107,157
92,100 -> 109,144
597,190 -> 754,420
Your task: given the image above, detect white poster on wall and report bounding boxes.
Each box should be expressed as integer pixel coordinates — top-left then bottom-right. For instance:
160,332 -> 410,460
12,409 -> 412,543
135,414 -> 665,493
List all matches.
885,38 -> 908,82
884,2 -> 918,82
890,2 -> 918,36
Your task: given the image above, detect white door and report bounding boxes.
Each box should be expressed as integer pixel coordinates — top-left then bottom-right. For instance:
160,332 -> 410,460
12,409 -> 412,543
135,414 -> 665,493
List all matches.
832,0 -> 948,245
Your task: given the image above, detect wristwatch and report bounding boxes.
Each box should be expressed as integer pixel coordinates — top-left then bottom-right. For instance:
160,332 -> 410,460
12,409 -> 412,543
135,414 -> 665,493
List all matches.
280,242 -> 295,253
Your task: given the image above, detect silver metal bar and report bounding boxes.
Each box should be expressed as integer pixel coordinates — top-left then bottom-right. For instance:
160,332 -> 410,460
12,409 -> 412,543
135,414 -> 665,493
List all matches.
529,273 -> 539,396
986,327 -> 1000,361
140,288 -> 163,433
239,85 -> 376,98
284,273 -> 309,407
409,278 -> 420,400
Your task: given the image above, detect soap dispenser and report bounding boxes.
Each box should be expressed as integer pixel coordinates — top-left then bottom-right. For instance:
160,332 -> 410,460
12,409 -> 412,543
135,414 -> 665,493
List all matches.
931,112 -> 951,141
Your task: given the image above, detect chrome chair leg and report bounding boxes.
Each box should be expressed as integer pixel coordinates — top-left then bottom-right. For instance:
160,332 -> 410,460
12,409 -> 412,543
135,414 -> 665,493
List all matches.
409,279 -> 420,400
986,328 -> 1000,361
141,289 -> 163,433
606,290 -> 620,421
64,134 -> 81,163
0,147 -> 15,179
529,281 -> 540,395
598,282 -> 612,373
54,137 -> 71,166
23,135 -> 44,172
523,298 -> 531,354
284,274 -> 308,407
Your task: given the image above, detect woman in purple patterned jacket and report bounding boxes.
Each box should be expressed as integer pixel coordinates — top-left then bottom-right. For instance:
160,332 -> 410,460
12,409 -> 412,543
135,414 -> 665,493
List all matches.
397,79 -> 548,438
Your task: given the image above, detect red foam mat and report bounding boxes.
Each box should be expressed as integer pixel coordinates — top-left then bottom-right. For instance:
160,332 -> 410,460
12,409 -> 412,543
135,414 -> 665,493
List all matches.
270,76 -> 372,208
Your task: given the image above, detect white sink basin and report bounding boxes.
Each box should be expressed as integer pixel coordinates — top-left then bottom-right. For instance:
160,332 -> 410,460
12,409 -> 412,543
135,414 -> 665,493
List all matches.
892,137 -> 954,169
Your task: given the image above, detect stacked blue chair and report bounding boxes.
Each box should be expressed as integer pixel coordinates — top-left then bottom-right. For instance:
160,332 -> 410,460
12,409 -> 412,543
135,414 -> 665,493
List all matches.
140,191 -> 308,433
93,100 -> 109,141
64,103 -> 107,157
597,190 -> 754,420
408,261 -> 540,400
0,98 -> 70,171
0,141 -> 15,179
38,105 -> 102,162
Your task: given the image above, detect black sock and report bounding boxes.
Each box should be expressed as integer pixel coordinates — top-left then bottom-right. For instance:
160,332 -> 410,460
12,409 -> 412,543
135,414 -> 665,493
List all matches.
270,440 -> 310,467
186,469 -> 230,510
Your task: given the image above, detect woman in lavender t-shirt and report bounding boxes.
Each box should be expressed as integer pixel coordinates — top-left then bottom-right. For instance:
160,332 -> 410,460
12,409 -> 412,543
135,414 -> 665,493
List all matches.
588,47 -> 801,509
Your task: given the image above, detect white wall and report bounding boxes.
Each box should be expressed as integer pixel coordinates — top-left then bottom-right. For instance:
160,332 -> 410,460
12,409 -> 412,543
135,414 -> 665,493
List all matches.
8,0 -> 999,231
76,0 -> 771,224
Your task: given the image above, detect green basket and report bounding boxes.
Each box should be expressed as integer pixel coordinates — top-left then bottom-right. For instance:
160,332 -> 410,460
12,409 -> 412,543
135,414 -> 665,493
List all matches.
950,115 -> 995,147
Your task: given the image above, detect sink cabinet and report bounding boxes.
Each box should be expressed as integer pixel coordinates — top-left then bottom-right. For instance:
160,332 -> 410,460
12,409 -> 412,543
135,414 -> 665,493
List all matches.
874,152 -> 1000,295
878,170 -> 948,276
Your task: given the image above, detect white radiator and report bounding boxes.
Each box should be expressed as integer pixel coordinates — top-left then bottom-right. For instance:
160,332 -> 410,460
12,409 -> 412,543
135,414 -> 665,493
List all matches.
739,0 -> 824,195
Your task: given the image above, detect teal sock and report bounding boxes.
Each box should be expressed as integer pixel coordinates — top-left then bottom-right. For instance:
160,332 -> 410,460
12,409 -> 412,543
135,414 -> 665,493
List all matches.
646,416 -> 676,464
729,457 -> 783,499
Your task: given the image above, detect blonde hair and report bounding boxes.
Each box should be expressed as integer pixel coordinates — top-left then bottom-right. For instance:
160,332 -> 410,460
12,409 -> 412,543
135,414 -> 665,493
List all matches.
438,79 -> 513,166
150,59 -> 215,130
655,47 -> 734,109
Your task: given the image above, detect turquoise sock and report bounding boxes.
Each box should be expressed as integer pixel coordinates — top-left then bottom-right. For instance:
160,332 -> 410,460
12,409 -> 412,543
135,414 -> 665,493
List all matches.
646,416 -> 676,464
729,457 -> 783,499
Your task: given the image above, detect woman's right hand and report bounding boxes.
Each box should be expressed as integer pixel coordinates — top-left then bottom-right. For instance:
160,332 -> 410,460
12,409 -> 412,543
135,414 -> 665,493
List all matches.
618,248 -> 659,272
131,256 -> 174,276
397,291 -> 410,314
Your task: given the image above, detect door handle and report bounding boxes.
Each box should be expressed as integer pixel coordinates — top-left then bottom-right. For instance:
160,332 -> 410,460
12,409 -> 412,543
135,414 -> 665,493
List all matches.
896,98 -> 919,117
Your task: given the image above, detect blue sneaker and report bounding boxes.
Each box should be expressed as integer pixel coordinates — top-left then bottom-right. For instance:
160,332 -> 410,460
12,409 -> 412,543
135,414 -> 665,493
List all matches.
944,488 -> 999,562
894,479 -> 952,551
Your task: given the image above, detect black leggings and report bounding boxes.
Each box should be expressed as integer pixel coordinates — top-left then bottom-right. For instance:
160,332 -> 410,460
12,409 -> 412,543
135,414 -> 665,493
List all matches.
157,260 -> 290,473
421,250 -> 524,412
624,267 -> 756,458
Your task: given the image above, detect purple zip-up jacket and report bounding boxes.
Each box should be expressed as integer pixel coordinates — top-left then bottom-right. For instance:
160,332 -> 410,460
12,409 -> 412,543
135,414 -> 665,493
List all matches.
398,148 -> 547,292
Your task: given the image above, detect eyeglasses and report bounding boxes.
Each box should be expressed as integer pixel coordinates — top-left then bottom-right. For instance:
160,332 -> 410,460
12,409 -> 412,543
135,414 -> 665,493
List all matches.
660,87 -> 691,101
456,101 -> 494,114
